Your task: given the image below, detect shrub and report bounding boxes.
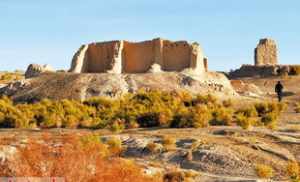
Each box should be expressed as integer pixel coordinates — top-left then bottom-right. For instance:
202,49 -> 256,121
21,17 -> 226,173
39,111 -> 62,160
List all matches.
254,102 -> 283,116
0,98 -> 32,128
170,113 -> 193,128
137,113 -> 160,127
0,134 -> 158,182
163,171 -> 185,182
255,102 -> 270,116
0,91 -> 282,130
289,66 -> 300,75
0,71 -> 24,84
295,104 -> 300,113
106,137 -> 123,156
255,164 -> 274,179
193,94 -> 218,106
286,161 -> 300,179
127,120 -> 140,129
254,102 -> 284,129
158,110 -> 173,126
261,112 -> 278,129
192,105 -> 211,128
235,113 -> 255,130
210,107 -> 233,126
236,106 -> 258,117
170,105 -> 212,128
110,119 -> 125,133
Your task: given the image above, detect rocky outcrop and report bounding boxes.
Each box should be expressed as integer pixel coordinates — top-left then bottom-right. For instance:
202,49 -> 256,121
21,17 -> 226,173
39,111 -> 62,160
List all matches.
255,38 -> 278,66
70,38 -> 207,75
231,80 -> 263,97
25,64 -> 54,79
229,65 -> 278,78
229,64 -> 297,78
0,72 -> 237,102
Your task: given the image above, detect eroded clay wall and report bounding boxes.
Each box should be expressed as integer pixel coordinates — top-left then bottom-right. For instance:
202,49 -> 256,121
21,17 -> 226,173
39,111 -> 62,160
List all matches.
83,41 -> 118,73
254,39 -> 277,66
162,41 -> 191,71
122,41 -> 154,73
70,38 -> 206,74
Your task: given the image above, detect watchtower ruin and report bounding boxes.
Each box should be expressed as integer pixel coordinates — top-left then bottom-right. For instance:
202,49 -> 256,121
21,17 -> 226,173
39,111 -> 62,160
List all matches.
254,38 -> 278,66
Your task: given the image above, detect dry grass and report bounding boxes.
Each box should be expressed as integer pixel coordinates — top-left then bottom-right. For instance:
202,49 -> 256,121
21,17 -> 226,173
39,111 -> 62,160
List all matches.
255,164 -> 274,179
163,171 -> 185,182
286,162 -> 300,177
295,103 -> 300,113
105,136 -> 124,156
0,71 -> 24,84
286,161 -> 300,180
0,134 -> 161,182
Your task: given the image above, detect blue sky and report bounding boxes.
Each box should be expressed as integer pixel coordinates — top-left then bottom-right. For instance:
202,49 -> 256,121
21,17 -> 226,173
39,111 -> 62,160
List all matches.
0,0 -> 300,71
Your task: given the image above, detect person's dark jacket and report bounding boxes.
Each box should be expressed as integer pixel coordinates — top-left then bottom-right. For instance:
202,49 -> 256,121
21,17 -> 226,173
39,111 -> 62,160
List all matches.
275,83 -> 283,93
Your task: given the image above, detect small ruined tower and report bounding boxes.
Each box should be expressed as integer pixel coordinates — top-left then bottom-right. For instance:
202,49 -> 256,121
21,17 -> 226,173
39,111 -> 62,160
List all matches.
254,38 -> 278,66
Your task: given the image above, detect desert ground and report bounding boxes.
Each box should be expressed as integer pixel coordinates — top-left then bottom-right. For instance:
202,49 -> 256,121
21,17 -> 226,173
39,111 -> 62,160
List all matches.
1,70 -> 300,182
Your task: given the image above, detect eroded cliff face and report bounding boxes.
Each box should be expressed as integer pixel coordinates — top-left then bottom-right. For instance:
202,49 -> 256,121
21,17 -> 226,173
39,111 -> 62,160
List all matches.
70,38 -> 207,74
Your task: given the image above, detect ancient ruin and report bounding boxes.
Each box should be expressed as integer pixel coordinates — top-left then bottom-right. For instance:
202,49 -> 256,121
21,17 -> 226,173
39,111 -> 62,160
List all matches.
254,38 -> 278,66
70,38 -> 207,74
229,38 -> 280,78
25,64 -> 54,78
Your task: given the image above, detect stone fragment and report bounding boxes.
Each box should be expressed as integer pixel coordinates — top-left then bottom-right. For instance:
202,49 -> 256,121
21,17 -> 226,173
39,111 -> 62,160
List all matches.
148,63 -> 162,73
25,64 -> 54,78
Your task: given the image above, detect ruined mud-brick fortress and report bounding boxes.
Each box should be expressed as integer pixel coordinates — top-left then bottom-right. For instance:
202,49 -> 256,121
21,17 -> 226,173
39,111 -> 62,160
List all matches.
25,37 -> 296,80
69,38 -> 208,74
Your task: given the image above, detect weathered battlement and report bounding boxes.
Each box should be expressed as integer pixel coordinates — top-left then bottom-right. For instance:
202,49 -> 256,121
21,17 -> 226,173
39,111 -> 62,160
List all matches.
70,38 -> 207,74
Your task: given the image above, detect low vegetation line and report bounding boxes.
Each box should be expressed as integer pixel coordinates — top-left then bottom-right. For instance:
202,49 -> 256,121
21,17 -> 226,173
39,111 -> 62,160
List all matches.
0,90 -> 286,130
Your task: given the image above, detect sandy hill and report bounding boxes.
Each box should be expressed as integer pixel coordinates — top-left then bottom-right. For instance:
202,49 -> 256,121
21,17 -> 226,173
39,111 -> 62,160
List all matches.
0,72 -> 236,102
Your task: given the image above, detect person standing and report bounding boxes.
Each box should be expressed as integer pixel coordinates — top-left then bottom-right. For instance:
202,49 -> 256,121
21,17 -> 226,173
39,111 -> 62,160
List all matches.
275,81 -> 284,102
